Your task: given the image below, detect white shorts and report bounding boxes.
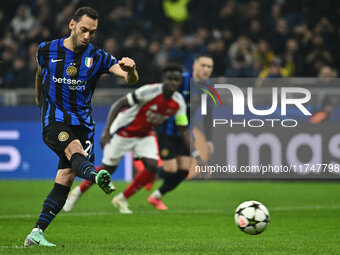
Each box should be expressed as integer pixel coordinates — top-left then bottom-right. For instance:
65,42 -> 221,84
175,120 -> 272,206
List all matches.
102,134 -> 159,166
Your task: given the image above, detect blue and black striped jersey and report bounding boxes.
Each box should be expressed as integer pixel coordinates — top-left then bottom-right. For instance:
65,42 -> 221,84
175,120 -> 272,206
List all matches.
37,37 -> 117,130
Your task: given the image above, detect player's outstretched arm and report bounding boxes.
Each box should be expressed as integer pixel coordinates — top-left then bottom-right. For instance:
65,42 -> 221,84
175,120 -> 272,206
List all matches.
35,65 -> 43,107
100,97 -> 130,149
109,57 -> 138,85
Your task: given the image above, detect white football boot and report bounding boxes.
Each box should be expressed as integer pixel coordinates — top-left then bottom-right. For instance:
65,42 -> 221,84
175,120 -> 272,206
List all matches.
112,193 -> 133,214
63,186 -> 82,212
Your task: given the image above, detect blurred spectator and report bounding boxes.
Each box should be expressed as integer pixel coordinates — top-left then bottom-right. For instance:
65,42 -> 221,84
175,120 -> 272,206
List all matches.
182,26 -> 210,71
218,1 -> 240,34
120,34 -> 148,84
263,3 -> 282,36
55,4 -> 76,33
103,38 -> 119,56
253,40 -> 275,69
207,39 -> 227,77
258,57 -> 294,80
317,65 -> 337,88
314,17 -> 334,49
103,2 -> 135,43
247,19 -> 263,43
0,49 -> 15,87
228,36 -> 255,67
10,4 -> 37,36
306,34 -> 333,76
241,0 -> 261,30
97,38 -> 121,88
2,28 -> 15,50
269,18 -> 290,55
143,40 -> 163,83
282,38 -> 305,76
5,57 -> 30,88
318,65 -> 337,79
2,0 -> 340,89
154,35 -> 174,68
226,53 -> 257,78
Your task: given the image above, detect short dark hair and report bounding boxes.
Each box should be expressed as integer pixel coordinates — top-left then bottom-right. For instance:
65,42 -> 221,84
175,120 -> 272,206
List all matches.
194,53 -> 213,61
162,63 -> 183,74
73,7 -> 99,22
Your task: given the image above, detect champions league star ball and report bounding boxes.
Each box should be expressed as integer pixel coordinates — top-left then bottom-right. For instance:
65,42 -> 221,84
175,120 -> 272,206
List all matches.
234,201 -> 270,235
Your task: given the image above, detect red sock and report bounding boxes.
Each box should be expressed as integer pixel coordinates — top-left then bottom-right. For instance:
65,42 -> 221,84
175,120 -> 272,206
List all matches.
123,169 -> 155,198
80,179 -> 93,193
79,166 -> 102,193
133,160 -> 144,172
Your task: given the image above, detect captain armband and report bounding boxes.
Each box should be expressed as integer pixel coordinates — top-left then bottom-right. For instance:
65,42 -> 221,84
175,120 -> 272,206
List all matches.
175,114 -> 188,126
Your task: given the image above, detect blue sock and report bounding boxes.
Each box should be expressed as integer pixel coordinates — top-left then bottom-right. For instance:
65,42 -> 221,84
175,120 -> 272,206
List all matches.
70,153 -> 97,182
35,183 -> 70,231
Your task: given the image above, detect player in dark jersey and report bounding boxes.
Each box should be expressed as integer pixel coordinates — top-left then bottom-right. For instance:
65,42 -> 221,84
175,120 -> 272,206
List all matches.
149,54 -> 214,210
24,7 -> 138,247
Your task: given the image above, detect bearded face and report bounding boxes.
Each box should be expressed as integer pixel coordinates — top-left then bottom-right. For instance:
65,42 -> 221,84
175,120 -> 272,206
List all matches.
69,15 -> 98,51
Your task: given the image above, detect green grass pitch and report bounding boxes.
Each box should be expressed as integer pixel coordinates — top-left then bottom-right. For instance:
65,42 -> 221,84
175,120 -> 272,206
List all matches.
1,180 -> 340,254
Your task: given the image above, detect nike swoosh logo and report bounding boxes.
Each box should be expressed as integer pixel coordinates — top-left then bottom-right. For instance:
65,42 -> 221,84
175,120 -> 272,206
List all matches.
51,59 -> 63,63
31,238 -> 40,245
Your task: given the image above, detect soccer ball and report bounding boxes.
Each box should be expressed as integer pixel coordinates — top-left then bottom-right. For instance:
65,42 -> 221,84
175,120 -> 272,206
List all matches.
234,200 -> 270,235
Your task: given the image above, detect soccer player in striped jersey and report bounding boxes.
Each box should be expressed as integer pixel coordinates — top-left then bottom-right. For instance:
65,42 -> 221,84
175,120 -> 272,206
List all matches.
24,7 -> 138,247
63,64 -> 203,214
150,54 -> 214,210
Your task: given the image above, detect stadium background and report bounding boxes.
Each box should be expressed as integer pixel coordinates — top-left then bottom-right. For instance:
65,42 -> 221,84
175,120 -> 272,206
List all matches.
2,1 -> 340,254
1,0 -> 340,180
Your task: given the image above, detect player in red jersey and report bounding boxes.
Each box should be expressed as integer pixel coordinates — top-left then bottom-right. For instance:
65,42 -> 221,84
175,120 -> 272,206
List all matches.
63,63 -> 203,213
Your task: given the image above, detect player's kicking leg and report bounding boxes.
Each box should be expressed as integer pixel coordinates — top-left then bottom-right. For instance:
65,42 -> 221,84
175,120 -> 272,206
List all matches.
95,169 -> 115,194
63,132 -> 123,213
68,152 -> 115,195
64,166 -> 116,212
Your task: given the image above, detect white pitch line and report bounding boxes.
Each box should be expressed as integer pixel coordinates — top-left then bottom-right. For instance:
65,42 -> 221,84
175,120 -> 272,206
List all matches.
0,246 -> 26,249
270,204 -> 340,211
0,205 -> 340,219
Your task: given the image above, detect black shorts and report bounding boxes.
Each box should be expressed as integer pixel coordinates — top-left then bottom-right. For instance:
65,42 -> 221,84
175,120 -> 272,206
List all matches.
157,135 -> 190,160
43,122 -> 95,169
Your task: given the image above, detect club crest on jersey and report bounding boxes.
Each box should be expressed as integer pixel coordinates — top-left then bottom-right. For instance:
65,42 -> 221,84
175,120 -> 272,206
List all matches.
58,131 -> 69,142
66,66 -> 77,77
150,104 -> 158,111
166,108 -> 173,114
85,57 -> 93,68
161,148 -> 169,157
